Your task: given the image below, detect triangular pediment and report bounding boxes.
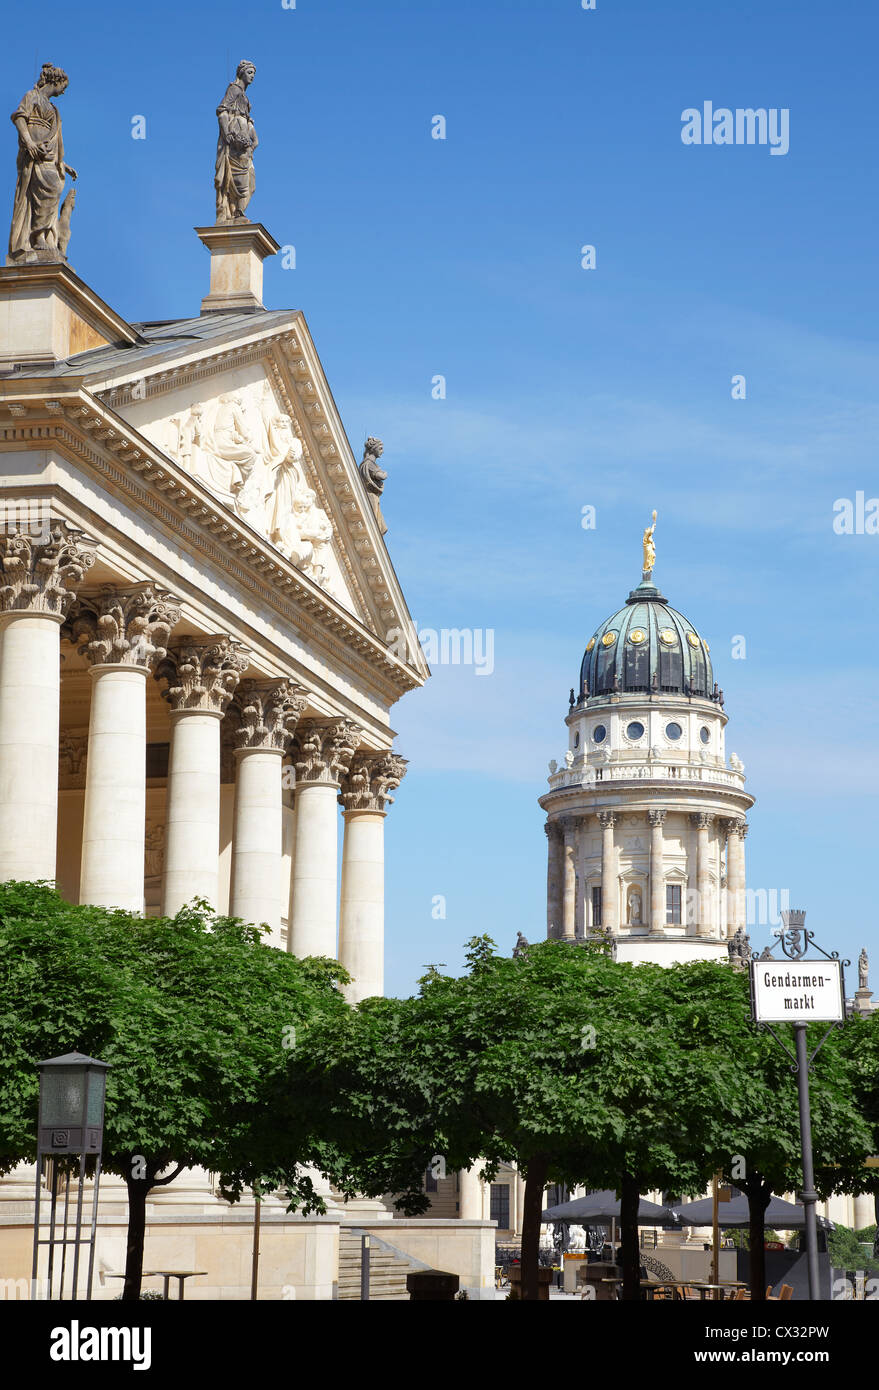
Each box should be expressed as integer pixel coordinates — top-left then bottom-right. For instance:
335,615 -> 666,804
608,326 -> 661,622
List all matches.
73,310 -> 416,651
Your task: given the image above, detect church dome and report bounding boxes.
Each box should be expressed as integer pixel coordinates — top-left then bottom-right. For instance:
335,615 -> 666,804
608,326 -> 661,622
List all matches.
579,578 -> 716,700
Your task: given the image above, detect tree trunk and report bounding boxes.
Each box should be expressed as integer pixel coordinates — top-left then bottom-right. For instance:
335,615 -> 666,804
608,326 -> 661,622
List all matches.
619,1171 -> 641,1301
746,1174 -> 771,1301
519,1154 -> 549,1301
122,1177 -> 149,1302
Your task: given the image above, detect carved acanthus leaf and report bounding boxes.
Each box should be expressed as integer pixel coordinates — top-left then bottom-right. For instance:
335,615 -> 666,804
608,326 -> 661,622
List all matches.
231,679 -> 307,751
0,524 -> 96,617
65,584 -> 182,670
293,717 -> 362,786
338,751 -> 407,812
156,637 -> 251,714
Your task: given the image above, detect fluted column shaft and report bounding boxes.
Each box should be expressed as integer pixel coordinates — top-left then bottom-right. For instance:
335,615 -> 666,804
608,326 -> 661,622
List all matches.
561,818 -> 577,940
726,821 -> 747,937
229,680 -> 305,934
68,584 -> 181,912
158,639 -> 249,916
598,810 -> 618,932
648,809 -> 666,933
0,525 -> 95,882
691,813 -> 714,937
289,718 -> 361,960
545,822 -> 563,938
338,752 -> 407,1002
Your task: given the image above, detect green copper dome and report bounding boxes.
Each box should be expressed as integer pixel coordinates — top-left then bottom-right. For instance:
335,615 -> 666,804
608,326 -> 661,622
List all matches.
579,579 -> 717,701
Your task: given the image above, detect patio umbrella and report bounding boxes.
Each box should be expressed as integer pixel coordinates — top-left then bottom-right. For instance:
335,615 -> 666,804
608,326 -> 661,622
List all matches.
541,1190 -> 681,1225
674,1194 -> 819,1229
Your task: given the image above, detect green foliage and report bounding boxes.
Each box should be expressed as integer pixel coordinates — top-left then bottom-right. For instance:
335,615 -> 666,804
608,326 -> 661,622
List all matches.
0,881 -> 349,1205
826,1223 -> 879,1275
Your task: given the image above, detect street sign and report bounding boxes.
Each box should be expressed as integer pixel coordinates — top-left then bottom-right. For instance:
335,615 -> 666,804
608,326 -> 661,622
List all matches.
750,957 -> 845,1024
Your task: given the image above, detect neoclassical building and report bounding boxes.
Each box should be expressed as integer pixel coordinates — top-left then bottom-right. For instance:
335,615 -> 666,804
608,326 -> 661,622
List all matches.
0,236 -> 426,992
540,542 -> 753,965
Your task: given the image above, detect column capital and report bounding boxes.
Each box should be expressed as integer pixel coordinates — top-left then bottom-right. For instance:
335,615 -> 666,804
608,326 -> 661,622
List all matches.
597,809 -> 617,829
293,717 -> 363,787
156,637 -> 251,716
230,678 -> 307,752
65,583 -> 182,670
647,809 -> 667,827
338,751 -> 408,812
690,811 -> 714,830
545,819 -> 563,842
0,522 -> 96,619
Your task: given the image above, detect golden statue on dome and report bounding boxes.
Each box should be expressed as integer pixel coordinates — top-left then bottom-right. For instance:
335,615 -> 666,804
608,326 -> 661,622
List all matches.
642,509 -> 657,579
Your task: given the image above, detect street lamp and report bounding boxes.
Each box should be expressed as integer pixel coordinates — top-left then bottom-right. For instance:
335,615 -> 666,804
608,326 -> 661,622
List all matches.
32,1051 -> 110,1300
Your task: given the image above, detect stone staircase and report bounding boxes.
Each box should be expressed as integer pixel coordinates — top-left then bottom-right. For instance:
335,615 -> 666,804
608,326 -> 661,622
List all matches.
337,1227 -> 419,1301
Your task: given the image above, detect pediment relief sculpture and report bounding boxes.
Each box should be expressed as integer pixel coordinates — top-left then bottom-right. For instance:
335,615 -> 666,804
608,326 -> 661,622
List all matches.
159,380 -> 336,592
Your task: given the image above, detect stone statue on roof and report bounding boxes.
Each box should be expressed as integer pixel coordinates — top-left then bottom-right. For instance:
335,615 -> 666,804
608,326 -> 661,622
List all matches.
359,437 -> 388,535
7,63 -> 77,265
215,61 -> 258,222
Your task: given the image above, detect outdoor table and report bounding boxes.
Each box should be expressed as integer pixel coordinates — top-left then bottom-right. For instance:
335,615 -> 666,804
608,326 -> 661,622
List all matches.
143,1269 -> 207,1300
640,1280 -> 684,1301
686,1281 -> 746,1301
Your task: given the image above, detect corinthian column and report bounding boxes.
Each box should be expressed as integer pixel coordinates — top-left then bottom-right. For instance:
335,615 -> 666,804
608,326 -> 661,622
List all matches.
155,638 -> 250,915
598,810 -> 618,932
648,809 -> 667,934
545,821 -> 563,938
68,584 -> 181,911
0,524 -> 95,882
229,680 -> 307,935
561,816 -> 577,940
288,718 -> 362,960
338,751 -> 407,1002
690,812 -> 714,937
725,819 -> 747,938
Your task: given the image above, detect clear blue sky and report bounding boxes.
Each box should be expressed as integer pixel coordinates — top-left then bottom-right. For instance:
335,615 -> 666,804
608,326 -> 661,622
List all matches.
8,0 -> 877,997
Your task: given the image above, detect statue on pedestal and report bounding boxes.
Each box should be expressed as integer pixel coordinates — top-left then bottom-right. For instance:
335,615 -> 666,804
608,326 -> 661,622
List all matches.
7,63 -> 77,265
215,61 -> 257,222
859,947 -> 869,991
642,509 -> 657,580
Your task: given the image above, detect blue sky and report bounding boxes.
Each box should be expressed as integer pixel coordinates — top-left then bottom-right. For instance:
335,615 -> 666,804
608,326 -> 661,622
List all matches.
8,0 -> 877,996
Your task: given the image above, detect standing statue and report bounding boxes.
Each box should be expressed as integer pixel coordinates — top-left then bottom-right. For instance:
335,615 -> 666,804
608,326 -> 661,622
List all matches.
859,947 -> 869,991
7,63 -> 77,265
359,437 -> 388,535
642,509 -> 657,579
215,61 -> 258,222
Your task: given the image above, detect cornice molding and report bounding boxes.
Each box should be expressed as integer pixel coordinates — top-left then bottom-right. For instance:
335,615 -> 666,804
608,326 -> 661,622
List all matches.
0,391 -> 422,700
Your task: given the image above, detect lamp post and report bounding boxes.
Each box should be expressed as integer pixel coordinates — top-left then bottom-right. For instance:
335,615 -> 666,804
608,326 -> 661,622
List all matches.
32,1051 -> 110,1300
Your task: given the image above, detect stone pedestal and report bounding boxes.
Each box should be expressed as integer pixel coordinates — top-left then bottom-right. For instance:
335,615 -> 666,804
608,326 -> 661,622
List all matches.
196,222 -> 280,313
0,263 -> 138,368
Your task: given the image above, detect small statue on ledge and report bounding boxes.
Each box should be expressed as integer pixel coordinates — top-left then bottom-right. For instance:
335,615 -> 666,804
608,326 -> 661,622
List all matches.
215,61 -> 258,222
359,437 -> 388,535
859,947 -> 869,991
7,63 -> 77,265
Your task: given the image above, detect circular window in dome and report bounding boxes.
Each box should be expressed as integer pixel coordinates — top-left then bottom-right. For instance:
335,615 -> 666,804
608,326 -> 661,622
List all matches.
686,632 -> 701,648
665,721 -> 683,740
659,628 -> 677,645
700,726 -> 711,745
625,721 -> 645,740
585,637 -> 596,652
629,627 -> 647,644
593,724 -> 607,743
601,631 -> 617,647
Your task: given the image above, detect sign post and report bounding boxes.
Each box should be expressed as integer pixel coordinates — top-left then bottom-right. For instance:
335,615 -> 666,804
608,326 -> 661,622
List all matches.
747,910 -> 847,1302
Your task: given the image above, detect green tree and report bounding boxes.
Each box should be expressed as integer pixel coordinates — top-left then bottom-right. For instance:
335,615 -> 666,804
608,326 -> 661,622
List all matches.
0,882 -> 348,1300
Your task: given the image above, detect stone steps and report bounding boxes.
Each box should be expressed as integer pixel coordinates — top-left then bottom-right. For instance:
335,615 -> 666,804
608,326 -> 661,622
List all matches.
338,1229 -> 412,1301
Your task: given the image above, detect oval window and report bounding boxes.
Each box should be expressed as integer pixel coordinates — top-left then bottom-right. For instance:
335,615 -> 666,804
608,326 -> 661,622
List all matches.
700,726 -> 711,745
574,731 -> 580,748
625,721 -> 645,740
665,722 -> 683,740
593,725 -> 607,744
